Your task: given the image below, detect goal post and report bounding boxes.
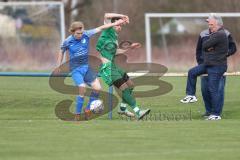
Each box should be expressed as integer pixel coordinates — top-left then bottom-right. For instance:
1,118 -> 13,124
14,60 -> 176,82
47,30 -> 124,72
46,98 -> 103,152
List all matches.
0,1 -> 65,71
0,1 -> 65,42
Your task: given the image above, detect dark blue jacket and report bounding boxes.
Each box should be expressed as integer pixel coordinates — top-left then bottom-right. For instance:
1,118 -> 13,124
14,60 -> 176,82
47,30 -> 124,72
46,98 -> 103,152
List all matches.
196,29 -> 237,65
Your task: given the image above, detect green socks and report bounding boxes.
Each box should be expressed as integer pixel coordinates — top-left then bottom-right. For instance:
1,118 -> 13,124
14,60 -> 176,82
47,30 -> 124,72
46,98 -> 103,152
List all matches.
122,88 -> 140,113
122,88 -> 136,106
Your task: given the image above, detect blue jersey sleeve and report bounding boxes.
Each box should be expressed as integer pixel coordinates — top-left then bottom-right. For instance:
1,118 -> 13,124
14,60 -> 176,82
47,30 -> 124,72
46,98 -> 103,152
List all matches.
60,40 -> 68,54
84,29 -> 98,38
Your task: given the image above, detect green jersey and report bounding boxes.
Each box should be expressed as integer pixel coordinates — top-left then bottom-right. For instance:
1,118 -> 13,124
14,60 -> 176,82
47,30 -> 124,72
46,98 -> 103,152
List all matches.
96,27 -> 127,86
96,27 -> 118,61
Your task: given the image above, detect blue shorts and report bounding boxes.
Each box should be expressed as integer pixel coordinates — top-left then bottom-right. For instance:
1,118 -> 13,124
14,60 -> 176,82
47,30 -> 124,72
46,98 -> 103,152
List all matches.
71,65 -> 97,86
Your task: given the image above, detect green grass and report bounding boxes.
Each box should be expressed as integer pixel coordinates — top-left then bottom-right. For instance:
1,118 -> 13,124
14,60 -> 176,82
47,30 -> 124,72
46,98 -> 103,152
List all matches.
0,76 -> 240,160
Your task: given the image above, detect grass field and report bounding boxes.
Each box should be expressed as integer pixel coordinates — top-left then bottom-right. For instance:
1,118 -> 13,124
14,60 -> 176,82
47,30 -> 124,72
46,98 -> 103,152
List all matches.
0,76 -> 240,160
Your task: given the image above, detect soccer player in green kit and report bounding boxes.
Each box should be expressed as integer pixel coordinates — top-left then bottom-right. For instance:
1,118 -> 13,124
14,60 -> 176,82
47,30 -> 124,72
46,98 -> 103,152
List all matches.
96,13 -> 151,120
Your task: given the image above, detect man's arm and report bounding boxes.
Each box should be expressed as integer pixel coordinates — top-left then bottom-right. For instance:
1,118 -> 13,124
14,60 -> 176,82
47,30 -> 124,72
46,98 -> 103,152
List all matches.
97,13 -> 129,33
202,32 -> 221,51
94,18 -> 127,33
104,13 -> 128,18
86,13 -> 129,37
227,34 -> 237,57
104,13 -> 129,22
196,36 -> 203,64
54,50 -> 64,73
57,50 -> 64,65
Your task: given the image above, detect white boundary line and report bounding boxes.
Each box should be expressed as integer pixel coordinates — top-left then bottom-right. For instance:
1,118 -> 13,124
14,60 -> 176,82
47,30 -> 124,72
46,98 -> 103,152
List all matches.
0,72 -> 239,77
128,72 -> 240,77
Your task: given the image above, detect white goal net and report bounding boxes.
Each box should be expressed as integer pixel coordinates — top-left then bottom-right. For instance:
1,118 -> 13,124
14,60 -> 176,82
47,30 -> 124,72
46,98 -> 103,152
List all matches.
145,13 -> 240,73
0,1 -> 65,71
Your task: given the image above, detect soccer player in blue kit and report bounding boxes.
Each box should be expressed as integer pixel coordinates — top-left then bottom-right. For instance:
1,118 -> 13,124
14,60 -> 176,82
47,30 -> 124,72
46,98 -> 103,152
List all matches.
56,19 -> 126,120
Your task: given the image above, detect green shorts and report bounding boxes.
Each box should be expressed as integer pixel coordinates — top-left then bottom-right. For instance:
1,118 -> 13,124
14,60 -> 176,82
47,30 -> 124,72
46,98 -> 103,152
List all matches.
99,62 -> 126,86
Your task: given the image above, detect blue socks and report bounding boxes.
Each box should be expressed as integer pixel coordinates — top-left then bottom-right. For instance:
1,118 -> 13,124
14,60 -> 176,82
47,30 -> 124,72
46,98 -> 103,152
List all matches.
76,96 -> 84,114
86,92 -> 100,110
75,92 -> 100,114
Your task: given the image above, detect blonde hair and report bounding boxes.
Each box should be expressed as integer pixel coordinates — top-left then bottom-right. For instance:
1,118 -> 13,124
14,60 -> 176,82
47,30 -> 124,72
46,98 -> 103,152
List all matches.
68,21 -> 84,33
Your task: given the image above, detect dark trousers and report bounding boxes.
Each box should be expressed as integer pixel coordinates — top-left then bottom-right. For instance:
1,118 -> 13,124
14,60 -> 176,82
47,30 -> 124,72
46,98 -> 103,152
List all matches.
186,64 -> 227,115
201,76 -> 226,115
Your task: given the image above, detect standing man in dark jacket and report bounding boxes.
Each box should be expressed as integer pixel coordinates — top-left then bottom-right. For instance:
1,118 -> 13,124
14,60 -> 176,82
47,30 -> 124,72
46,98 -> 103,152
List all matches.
196,15 -> 236,118
180,13 -> 231,120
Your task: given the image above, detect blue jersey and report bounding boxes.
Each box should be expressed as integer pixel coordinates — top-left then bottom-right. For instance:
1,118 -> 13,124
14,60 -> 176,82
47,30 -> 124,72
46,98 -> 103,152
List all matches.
61,29 -> 97,71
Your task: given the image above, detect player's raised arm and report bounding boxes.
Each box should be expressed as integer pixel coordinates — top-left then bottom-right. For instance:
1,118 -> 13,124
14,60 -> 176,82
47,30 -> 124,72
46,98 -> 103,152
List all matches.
104,13 -> 128,18
104,13 -> 129,23
94,18 -> 127,33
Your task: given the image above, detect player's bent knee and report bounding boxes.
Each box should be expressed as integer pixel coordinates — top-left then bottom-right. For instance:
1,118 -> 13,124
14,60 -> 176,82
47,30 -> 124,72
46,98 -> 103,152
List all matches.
188,69 -> 196,77
119,83 -> 129,91
126,79 -> 134,88
91,79 -> 102,92
93,86 -> 102,92
78,85 -> 86,96
113,76 -> 128,89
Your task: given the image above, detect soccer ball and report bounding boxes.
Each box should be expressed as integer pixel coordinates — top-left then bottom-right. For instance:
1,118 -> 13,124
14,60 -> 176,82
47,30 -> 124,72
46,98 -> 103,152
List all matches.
90,100 -> 104,114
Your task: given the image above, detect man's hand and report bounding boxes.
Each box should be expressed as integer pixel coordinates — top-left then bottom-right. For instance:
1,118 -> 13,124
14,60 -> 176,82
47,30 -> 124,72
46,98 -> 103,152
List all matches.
207,47 -> 214,52
119,41 -> 141,50
114,18 -> 129,26
53,67 -> 61,75
114,19 -> 124,25
122,16 -> 129,24
130,43 -> 141,49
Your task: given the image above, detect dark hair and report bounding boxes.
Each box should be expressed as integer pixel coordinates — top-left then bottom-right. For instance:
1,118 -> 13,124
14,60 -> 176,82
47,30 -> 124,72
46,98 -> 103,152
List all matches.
111,17 -> 121,23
